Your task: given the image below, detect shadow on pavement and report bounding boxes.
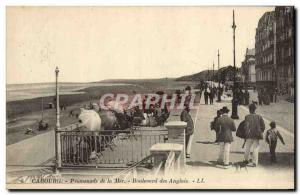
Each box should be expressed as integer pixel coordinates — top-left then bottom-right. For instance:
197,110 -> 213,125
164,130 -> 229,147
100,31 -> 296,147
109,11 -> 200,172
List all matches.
186,161 -> 234,170
258,152 -> 294,169
186,161 -> 214,167
231,151 -> 244,154
230,151 -> 294,169
196,141 -> 218,145
187,152 -> 294,170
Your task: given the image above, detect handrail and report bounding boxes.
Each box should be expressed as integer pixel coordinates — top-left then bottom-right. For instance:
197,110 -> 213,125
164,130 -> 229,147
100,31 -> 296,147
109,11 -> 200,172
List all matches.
58,129 -> 167,133
164,151 -> 175,175
60,128 -> 168,167
112,154 -> 154,180
60,123 -> 84,131
153,161 -> 164,176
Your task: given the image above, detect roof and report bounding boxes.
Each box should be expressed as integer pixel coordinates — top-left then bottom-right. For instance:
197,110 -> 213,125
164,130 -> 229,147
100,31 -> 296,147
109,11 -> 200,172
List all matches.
257,11 -> 275,30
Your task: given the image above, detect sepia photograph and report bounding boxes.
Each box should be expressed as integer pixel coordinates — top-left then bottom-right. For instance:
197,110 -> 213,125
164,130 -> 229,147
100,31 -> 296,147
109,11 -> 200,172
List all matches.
6,6 -> 295,190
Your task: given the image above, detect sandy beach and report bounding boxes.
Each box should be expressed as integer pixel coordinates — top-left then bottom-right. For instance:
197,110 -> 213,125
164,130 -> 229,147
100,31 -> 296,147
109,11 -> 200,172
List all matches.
6,79 -> 195,145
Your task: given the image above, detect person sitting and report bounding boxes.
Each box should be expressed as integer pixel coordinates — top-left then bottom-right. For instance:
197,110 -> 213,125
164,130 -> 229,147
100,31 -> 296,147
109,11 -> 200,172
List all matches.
38,120 -> 48,131
25,128 -> 35,135
146,104 -> 157,127
154,103 -> 164,126
161,104 -> 170,124
132,106 -> 145,126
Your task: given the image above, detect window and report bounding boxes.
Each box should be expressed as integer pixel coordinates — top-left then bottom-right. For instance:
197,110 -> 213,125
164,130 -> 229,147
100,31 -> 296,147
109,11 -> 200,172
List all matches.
288,47 -> 292,56
270,53 -> 273,60
281,18 -> 284,27
288,28 -> 292,37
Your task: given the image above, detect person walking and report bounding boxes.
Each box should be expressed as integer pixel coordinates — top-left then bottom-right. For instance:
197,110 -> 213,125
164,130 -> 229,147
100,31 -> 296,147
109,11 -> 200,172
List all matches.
265,121 -> 285,163
258,89 -> 263,106
214,106 -> 236,168
180,104 -> 194,158
243,103 -> 265,167
245,89 -> 250,105
274,88 -> 278,103
204,89 -> 209,105
209,88 -> 214,105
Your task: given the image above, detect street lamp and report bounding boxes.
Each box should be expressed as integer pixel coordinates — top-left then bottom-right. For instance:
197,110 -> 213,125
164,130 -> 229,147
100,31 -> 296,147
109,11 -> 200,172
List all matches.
213,61 -> 215,82
54,66 -> 62,173
207,66 -> 210,81
231,10 -> 239,119
217,50 -> 222,102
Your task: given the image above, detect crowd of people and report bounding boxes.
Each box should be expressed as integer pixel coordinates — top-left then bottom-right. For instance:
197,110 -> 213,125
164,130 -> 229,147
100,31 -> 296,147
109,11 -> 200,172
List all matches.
197,82 -> 223,105
193,81 -> 286,168
177,82 -> 286,168
257,87 -> 278,105
71,81 -> 285,168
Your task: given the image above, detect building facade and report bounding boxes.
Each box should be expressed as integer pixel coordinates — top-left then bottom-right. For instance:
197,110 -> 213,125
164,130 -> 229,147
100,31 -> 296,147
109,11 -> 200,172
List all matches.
255,11 -> 275,89
241,48 -> 256,87
275,6 -> 294,96
255,7 -> 294,97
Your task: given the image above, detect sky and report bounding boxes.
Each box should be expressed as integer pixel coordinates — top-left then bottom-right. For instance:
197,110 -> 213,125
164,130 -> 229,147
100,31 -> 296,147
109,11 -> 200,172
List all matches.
7,6 -> 274,84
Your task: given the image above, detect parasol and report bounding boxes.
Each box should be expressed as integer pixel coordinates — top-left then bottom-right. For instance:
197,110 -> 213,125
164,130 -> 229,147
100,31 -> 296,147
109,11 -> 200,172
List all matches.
78,109 -> 101,131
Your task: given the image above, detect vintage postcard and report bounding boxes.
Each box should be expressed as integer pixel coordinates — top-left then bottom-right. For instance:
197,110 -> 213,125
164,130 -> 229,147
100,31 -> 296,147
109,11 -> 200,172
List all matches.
6,6 -> 295,190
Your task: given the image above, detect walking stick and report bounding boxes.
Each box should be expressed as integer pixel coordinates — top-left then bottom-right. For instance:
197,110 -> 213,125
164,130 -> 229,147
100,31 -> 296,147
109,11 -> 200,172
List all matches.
242,139 -> 246,148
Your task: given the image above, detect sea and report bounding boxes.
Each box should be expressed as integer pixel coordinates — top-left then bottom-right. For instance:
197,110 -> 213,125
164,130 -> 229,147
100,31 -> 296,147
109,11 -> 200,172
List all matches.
6,82 -> 129,102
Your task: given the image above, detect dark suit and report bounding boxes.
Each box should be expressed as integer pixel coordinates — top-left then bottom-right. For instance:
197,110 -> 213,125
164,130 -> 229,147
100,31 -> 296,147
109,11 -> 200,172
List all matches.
244,113 -> 265,165
214,114 -> 236,165
204,91 -> 209,105
244,114 -> 265,140
180,110 -> 194,153
214,114 -> 236,143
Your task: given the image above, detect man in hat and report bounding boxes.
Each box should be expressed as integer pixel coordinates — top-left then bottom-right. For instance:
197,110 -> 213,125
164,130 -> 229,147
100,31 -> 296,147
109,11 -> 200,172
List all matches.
214,106 -> 236,168
180,104 -> 194,158
243,103 -> 265,167
211,109 -> 223,142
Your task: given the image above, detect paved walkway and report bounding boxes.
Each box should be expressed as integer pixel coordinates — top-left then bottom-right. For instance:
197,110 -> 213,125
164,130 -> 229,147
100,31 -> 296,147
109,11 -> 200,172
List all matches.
184,93 -> 294,189
248,90 -> 294,132
6,91 -> 295,189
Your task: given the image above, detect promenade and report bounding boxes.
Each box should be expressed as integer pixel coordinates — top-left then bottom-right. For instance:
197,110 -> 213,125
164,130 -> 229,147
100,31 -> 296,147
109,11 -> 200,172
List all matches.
184,94 -> 294,189
6,90 -> 295,189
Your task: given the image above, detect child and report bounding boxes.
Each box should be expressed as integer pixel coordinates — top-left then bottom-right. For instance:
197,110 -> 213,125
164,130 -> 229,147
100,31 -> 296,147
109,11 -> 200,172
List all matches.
265,121 -> 285,162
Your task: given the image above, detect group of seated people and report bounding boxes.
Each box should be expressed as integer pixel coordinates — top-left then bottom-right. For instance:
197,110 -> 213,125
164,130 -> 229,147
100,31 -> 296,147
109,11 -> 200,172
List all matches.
85,94 -> 171,130
131,102 -> 170,127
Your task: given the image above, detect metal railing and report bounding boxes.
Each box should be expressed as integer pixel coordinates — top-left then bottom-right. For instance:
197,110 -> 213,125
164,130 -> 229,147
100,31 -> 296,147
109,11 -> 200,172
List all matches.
59,129 -> 168,168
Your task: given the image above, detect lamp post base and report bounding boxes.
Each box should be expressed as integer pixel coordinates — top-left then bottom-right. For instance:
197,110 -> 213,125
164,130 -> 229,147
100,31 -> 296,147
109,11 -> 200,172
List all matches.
53,166 -> 61,176
216,90 -> 222,102
231,99 -> 239,119
231,114 -> 239,119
